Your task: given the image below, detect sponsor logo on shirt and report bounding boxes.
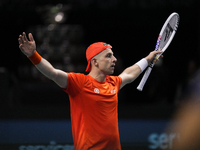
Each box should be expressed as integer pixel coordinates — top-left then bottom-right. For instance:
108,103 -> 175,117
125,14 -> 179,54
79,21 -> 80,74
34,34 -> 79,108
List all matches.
94,88 -> 100,93
110,90 -> 116,93
93,88 -> 116,94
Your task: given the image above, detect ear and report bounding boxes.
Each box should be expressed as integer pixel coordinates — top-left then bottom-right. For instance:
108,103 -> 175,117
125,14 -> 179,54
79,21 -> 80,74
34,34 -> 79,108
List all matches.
91,58 -> 98,67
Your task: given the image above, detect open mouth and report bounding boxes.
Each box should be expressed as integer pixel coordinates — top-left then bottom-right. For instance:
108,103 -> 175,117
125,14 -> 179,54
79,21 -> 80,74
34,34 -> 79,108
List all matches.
111,64 -> 115,69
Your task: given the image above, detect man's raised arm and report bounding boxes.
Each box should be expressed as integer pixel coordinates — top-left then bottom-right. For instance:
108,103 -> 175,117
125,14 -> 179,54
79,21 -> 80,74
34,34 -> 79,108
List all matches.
18,32 -> 68,88
119,50 -> 162,89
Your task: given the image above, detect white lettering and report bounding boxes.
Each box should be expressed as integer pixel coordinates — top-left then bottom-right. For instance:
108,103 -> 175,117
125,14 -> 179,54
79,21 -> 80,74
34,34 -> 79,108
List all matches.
19,141 -> 74,150
148,133 -> 179,149
148,133 -> 159,149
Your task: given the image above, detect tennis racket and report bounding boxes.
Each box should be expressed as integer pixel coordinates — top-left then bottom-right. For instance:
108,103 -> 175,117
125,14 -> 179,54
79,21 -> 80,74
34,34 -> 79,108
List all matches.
137,12 -> 180,91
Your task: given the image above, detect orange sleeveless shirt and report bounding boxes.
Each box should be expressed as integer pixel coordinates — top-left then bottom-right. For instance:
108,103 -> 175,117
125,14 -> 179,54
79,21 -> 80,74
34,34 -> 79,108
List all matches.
63,73 -> 122,150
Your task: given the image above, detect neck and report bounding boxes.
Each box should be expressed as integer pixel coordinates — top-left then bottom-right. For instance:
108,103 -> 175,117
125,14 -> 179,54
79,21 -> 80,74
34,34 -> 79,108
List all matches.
88,70 -> 107,82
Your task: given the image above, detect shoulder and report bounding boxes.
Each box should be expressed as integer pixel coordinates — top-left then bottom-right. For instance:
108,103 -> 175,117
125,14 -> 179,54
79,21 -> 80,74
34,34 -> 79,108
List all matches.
106,76 -> 122,85
67,72 -> 86,79
67,72 -> 87,85
64,73 -> 86,94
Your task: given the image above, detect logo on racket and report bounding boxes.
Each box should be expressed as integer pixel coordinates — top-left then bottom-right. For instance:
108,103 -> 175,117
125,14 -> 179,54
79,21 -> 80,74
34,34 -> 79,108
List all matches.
155,35 -> 161,50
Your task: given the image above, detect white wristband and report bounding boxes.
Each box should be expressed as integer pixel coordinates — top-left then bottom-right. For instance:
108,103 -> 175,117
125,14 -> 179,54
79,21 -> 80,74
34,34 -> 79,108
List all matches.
135,58 -> 148,72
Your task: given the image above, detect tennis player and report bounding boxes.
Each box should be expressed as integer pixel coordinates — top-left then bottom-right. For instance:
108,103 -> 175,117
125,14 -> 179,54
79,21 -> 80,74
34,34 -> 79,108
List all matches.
18,32 -> 162,150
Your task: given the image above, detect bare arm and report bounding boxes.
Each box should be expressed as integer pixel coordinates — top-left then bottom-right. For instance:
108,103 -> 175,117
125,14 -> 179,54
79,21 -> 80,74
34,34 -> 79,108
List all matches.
35,58 -> 68,88
18,32 -> 68,88
119,50 -> 162,89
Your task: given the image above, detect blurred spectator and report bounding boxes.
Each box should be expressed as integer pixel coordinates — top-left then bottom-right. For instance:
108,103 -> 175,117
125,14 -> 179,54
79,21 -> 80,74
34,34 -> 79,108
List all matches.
165,68 -> 200,150
174,59 -> 198,105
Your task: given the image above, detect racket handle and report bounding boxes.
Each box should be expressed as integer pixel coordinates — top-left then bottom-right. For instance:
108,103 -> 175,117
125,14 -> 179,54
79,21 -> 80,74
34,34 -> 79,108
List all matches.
137,67 -> 153,91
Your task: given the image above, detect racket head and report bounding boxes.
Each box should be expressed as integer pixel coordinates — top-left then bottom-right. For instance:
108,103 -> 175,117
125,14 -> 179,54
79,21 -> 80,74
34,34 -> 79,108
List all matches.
152,12 -> 179,64
137,12 -> 180,91
156,12 -> 180,53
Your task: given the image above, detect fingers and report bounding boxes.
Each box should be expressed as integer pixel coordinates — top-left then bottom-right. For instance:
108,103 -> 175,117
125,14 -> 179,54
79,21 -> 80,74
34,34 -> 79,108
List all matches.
28,33 -> 34,42
152,50 -> 163,59
21,32 -> 25,41
18,32 -> 25,44
154,50 -> 162,55
18,36 -> 22,45
18,32 -> 28,50
23,32 -> 28,41
18,35 -> 23,49
18,32 -> 29,43
19,44 -> 23,50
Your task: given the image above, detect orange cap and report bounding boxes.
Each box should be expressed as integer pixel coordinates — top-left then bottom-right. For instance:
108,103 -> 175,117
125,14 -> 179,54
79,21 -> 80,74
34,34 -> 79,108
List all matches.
85,42 -> 112,72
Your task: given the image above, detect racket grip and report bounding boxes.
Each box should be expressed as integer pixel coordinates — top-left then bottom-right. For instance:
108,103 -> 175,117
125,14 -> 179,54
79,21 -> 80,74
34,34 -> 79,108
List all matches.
137,67 -> 153,91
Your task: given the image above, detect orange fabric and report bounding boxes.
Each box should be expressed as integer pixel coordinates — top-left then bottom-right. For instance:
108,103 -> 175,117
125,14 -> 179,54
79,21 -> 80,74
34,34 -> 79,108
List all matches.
63,73 -> 122,150
85,42 -> 112,72
27,50 -> 42,65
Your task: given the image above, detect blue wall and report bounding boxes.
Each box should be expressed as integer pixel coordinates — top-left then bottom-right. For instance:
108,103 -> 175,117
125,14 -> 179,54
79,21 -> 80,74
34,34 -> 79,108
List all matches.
0,119 -> 178,149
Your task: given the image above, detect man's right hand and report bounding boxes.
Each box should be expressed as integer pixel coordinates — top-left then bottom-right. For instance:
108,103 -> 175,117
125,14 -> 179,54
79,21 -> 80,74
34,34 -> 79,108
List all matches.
18,32 -> 36,57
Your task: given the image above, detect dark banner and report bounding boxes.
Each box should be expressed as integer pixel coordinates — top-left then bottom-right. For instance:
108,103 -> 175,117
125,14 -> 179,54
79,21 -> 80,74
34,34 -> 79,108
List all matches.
0,119 -> 179,150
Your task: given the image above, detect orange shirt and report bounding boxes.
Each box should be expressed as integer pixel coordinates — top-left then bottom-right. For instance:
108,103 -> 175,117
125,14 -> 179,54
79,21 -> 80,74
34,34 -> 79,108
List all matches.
63,73 -> 122,150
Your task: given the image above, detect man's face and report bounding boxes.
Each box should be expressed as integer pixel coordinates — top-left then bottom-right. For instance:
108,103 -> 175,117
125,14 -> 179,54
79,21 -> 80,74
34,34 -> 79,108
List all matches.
94,48 -> 117,75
